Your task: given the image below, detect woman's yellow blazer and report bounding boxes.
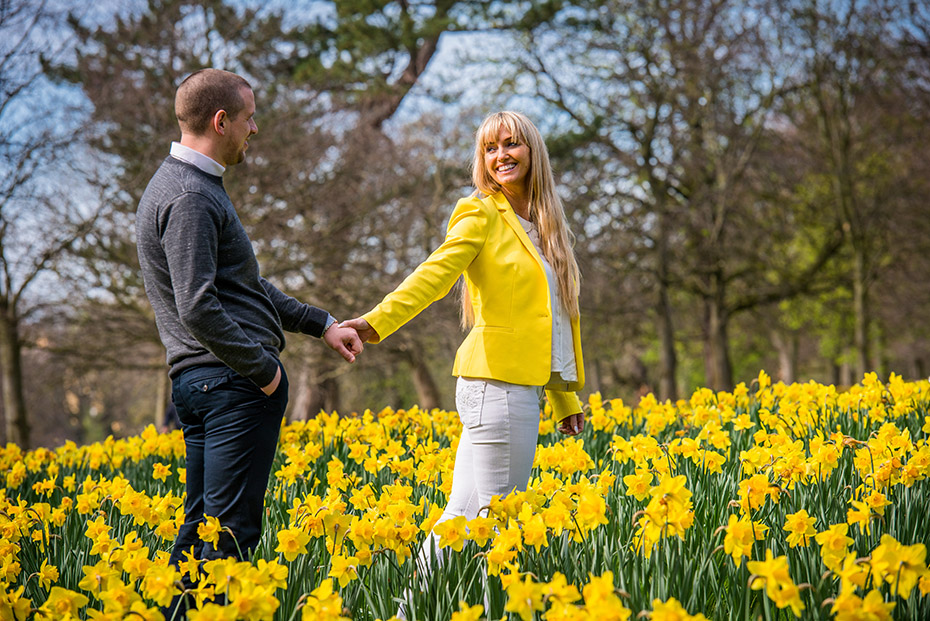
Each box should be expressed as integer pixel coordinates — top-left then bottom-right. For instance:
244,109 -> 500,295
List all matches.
363,191 -> 585,422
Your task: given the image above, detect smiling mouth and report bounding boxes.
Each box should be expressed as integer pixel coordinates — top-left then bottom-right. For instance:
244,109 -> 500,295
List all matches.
497,163 -> 516,172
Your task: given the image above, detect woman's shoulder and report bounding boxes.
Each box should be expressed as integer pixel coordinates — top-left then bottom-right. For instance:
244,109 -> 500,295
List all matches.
454,191 -> 503,212
453,192 -> 492,213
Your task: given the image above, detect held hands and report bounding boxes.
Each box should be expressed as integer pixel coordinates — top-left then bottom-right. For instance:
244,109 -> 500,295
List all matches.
261,322 -> 362,395
324,323 -> 364,363
332,316 -> 582,436
558,411 -> 585,436
340,317 -> 380,343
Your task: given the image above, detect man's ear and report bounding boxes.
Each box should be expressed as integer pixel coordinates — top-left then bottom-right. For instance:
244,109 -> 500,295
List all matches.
212,109 -> 228,135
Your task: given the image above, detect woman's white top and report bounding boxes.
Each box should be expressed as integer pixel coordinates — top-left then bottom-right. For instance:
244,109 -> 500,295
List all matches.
516,213 -> 578,382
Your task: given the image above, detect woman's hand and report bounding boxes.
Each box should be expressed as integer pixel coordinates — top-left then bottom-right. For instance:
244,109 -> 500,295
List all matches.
558,412 -> 585,436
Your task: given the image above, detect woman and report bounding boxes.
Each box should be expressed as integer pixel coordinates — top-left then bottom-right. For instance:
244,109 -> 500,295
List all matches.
343,110 -> 585,611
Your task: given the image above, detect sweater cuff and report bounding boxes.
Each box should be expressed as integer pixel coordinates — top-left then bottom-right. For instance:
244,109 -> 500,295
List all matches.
251,356 -> 281,389
320,314 -> 336,337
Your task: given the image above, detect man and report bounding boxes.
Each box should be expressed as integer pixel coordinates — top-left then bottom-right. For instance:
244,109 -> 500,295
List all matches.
136,69 -> 362,586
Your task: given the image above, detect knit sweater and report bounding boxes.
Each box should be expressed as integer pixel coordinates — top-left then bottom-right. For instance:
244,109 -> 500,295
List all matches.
136,156 -> 329,387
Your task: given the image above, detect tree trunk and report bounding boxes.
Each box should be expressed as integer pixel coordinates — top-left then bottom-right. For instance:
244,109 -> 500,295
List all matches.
0,308 -> 30,447
289,365 -> 313,422
840,359 -> 853,387
830,362 -> 841,386
589,357 -> 602,395
401,348 -> 442,411
771,329 -> 798,384
302,355 -> 341,418
851,245 -> 870,378
873,325 -> 886,380
154,368 -> 168,428
656,210 -> 678,401
911,357 -> 926,381
817,73 -> 870,382
702,282 -> 733,391
305,378 -> 340,418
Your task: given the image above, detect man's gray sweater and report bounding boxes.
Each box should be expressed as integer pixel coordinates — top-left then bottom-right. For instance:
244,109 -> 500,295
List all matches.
136,156 -> 329,387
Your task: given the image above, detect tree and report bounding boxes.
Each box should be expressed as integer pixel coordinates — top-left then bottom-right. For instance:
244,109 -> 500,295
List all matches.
783,0 -> 921,379
62,0 -> 568,417
491,0 -> 843,392
0,0 -> 100,447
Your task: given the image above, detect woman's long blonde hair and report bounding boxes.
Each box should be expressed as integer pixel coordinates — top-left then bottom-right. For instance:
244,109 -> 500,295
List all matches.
460,111 -> 581,327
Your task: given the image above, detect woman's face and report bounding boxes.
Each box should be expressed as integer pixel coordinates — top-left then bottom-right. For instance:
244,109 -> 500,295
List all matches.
484,127 -> 530,192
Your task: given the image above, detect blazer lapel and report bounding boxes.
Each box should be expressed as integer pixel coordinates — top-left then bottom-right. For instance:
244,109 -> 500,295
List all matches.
487,192 -> 546,272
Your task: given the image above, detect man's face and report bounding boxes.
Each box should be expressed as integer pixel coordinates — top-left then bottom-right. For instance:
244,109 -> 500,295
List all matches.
222,87 -> 258,166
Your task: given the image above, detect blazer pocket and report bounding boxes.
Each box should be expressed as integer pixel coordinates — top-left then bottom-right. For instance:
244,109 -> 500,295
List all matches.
455,378 -> 486,428
472,325 -> 514,333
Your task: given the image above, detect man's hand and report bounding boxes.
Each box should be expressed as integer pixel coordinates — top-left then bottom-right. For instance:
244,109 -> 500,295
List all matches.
558,412 -> 585,436
324,324 -> 364,363
340,317 -> 380,343
261,365 -> 282,396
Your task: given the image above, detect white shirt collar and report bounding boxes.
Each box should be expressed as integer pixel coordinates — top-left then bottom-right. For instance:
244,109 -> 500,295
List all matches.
170,142 -> 226,177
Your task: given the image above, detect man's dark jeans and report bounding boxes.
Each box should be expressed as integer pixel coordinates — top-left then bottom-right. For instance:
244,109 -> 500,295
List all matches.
168,362 -> 288,568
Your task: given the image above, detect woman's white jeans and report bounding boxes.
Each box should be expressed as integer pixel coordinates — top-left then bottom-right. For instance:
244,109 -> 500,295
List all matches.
398,377 -> 542,617
443,377 -> 543,521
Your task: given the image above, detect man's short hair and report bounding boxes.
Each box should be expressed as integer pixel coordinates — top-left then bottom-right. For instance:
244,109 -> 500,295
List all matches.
175,69 -> 252,135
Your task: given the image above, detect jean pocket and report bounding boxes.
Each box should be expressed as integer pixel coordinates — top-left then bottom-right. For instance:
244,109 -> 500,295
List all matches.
188,372 -> 233,395
455,378 -> 486,429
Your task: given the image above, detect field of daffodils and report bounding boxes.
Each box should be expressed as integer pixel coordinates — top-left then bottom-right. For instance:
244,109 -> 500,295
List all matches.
2,371 -> 929,620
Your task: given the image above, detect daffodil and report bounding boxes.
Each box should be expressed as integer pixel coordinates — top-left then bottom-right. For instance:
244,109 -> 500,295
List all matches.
275,526 -> 310,562
465,515 -> 497,546
504,574 -> 545,621
300,579 -> 350,621
152,462 -> 171,482
815,523 -> 853,572
846,499 -> 873,535
433,516 -> 468,552
581,572 -> 631,621
140,563 -> 181,607
722,514 -> 768,567
38,586 -> 89,619
187,602 -> 239,621
197,514 -> 222,545
783,509 -> 816,548
830,589 -> 895,621
97,582 -> 141,614
543,572 -> 581,605
36,559 -> 59,589
870,534 -> 929,598
450,601 -> 484,621
0,586 -> 32,621
747,550 -> 805,616
650,597 -> 709,621
328,554 -> 358,587
623,469 -> 653,501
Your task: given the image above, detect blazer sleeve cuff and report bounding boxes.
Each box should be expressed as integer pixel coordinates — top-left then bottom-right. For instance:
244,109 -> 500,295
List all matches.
361,309 -> 390,344
546,389 -> 584,422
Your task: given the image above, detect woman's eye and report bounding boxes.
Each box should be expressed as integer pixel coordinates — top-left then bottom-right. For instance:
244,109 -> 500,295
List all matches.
486,145 -> 496,153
